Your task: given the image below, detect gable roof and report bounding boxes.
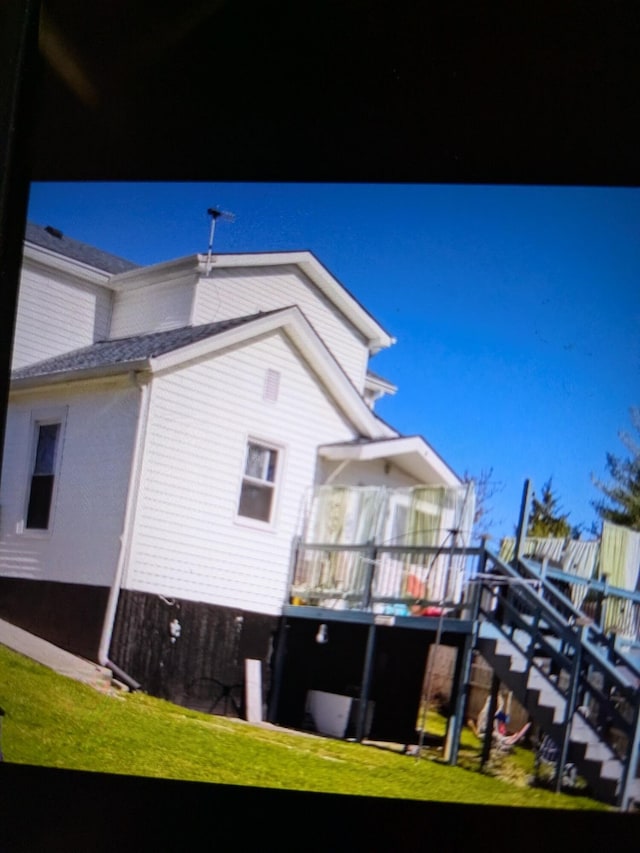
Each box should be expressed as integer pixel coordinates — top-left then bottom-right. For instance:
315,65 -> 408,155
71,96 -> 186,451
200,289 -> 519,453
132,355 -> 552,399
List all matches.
109,250 -> 395,353
11,307 -> 396,440
25,222 -> 139,275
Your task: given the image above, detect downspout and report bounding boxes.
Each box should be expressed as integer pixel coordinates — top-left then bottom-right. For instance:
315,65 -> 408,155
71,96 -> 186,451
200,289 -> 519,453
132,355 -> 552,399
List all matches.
97,371 -> 152,689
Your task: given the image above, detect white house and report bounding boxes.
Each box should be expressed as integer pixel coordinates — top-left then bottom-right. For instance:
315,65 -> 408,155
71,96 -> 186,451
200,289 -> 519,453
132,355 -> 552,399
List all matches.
0,222 -> 471,722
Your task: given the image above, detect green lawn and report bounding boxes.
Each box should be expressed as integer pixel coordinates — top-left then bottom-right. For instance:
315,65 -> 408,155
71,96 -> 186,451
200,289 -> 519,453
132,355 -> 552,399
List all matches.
0,643 -> 608,810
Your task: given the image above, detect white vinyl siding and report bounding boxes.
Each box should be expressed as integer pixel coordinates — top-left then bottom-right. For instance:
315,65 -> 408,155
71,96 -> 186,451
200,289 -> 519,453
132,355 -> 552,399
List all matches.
11,264 -> 113,370
0,380 -> 140,586
109,275 -> 197,338
124,330 -> 359,615
192,265 -> 370,392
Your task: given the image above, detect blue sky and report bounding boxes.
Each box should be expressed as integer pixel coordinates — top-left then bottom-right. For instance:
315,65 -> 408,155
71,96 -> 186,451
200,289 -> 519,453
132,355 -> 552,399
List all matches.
26,182 -> 640,538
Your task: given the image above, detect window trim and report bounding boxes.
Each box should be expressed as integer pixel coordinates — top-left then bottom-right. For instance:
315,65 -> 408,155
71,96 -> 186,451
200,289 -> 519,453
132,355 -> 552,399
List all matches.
21,407 -> 68,536
235,437 -> 284,530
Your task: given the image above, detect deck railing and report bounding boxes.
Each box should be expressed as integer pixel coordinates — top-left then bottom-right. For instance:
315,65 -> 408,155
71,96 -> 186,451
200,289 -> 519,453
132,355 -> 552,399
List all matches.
520,558 -> 640,647
289,541 -> 481,613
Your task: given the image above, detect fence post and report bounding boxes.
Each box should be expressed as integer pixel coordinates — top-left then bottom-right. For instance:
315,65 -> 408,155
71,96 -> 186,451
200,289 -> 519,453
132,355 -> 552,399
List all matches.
513,479 -> 533,566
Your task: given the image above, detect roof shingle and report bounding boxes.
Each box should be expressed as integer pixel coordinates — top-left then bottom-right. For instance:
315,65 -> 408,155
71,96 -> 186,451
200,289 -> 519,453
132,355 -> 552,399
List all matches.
25,222 -> 139,274
12,314 -> 270,381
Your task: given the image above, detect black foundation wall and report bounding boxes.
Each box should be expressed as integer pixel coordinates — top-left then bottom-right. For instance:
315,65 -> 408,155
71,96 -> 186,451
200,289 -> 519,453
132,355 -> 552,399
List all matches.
110,590 -> 279,716
0,577 -> 109,660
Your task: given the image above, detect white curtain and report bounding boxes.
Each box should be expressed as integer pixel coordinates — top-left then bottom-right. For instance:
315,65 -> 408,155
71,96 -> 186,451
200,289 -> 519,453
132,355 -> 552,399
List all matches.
302,483 -> 475,604
303,485 -> 387,544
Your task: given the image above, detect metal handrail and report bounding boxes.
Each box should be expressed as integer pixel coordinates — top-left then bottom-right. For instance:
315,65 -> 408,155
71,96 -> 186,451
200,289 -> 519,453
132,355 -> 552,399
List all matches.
480,546 -> 640,804
485,548 -> 640,696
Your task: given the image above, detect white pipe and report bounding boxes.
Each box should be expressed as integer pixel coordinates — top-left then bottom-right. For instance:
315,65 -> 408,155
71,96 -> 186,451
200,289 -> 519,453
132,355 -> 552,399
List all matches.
98,372 -> 152,667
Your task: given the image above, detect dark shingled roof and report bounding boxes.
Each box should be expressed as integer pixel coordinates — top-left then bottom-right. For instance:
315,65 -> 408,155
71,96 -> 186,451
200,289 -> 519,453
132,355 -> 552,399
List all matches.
25,222 -> 139,274
12,313 -> 273,381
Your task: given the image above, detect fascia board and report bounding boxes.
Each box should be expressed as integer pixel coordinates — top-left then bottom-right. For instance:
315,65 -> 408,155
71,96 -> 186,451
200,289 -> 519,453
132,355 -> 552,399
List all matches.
319,436 -> 462,486
195,250 -> 395,352
150,307 -> 388,438
10,365 -> 148,395
22,244 -> 112,287
296,254 -> 395,352
107,255 -> 201,291
364,373 -> 398,395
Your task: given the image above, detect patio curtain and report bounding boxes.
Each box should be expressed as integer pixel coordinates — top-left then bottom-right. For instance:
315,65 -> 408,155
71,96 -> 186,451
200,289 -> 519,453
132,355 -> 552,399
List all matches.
303,485 -> 387,544
303,483 -> 475,548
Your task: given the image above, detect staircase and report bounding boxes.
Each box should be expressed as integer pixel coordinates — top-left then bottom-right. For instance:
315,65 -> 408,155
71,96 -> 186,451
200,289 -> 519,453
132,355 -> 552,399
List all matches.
471,549 -> 640,809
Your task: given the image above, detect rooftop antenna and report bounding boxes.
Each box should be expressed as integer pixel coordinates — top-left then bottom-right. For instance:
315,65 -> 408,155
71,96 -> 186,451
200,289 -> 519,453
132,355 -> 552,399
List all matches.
205,207 -> 235,275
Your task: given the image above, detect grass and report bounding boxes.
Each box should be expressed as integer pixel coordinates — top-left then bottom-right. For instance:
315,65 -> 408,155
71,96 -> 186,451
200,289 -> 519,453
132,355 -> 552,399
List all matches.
0,643 -> 609,810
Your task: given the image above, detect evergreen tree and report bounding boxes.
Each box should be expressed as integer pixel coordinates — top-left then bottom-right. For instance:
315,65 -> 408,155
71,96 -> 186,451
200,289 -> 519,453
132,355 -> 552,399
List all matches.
592,407 -> 640,531
527,477 -> 571,537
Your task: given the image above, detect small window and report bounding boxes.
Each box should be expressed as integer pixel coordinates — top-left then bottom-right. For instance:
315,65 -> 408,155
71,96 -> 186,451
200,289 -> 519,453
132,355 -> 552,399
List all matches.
26,422 -> 61,529
238,442 -> 279,523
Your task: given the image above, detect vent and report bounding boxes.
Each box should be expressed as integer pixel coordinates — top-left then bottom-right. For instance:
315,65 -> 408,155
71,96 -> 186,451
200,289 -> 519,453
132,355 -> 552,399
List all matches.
45,226 -> 63,239
263,369 -> 280,402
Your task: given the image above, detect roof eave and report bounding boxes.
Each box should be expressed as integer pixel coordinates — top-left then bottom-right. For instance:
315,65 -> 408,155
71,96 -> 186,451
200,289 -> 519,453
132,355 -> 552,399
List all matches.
194,250 -> 395,352
107,255 -> 202,290
22,243 -> 113,286
318,435 -> 462,487
10,359 -> 151,391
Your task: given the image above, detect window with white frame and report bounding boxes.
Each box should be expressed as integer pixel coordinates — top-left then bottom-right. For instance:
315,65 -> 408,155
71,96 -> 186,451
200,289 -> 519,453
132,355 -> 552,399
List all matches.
26,421 -> 62,530
237,441 -> 279,523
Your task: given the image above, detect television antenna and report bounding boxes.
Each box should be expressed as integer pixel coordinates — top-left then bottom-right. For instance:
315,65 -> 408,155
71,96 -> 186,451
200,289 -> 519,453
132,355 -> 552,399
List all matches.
205,207 -> 235,274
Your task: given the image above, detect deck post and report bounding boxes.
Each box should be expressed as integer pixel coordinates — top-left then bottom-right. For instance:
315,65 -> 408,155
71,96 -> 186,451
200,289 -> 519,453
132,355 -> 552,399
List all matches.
266,617 -> 288,723
448,633 -> 474,765
356,623 -> 376,742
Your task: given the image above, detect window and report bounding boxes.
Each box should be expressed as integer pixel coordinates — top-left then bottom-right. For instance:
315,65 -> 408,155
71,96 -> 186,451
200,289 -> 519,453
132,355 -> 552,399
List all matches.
238,442 -> 279,523
26,422 -> 61,530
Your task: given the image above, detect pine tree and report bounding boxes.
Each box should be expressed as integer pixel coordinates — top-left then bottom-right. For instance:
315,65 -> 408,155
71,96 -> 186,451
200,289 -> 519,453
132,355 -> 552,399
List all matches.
592,407 -> 640,531
527,477 -> 571,537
